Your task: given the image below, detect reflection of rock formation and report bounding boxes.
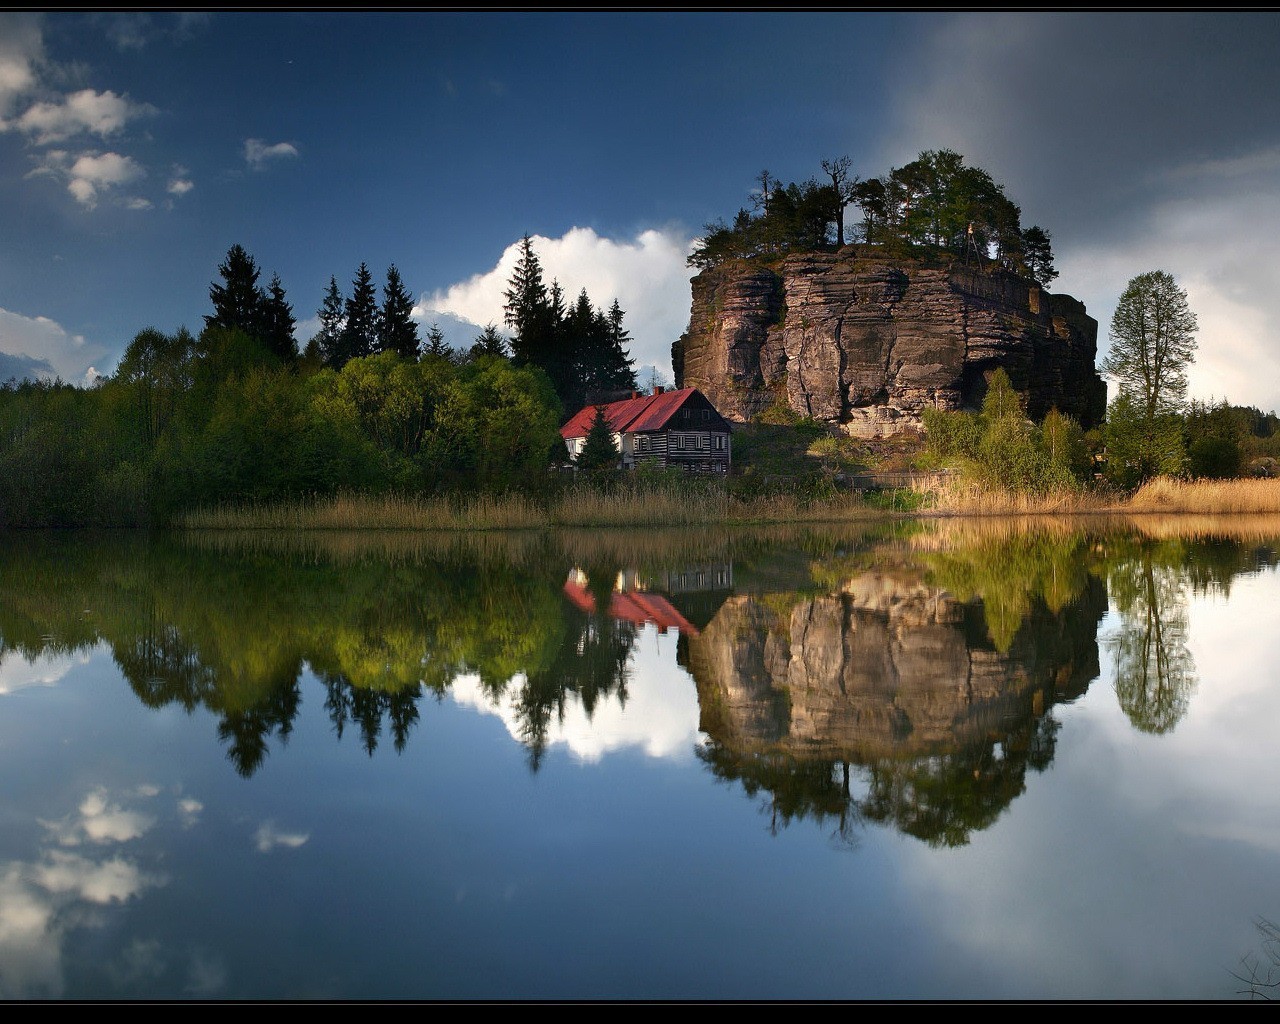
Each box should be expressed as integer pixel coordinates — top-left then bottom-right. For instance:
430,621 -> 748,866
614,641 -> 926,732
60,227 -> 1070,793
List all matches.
685,568 -> 1104,760
682,565 -> 1106,845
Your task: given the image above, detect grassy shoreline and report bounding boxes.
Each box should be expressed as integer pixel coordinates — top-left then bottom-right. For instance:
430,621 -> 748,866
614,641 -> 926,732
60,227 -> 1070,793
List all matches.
174,476 -> 1280,532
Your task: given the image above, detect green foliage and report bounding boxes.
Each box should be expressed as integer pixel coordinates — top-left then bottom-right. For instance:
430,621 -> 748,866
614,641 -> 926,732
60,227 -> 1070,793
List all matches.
1184,399 -> 1243,479
575,405 -> 620,473
689,149 -> 1048,281
1103,391 -> 1186,489
923,370 -> 1087,494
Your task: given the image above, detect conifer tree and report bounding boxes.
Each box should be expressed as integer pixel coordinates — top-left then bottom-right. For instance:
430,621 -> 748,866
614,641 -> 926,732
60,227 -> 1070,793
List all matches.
576,405 -> 620,472
378,264 -> 420,360
205,243 -> 267,338
308,276 -> 346,367
261,273 -> 297,362
422,322 -> 453,361
335,262 -> 379,367
469,323 -> 509,360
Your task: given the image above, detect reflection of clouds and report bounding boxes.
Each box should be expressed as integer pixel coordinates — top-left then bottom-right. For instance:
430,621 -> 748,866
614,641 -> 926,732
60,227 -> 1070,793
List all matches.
450,627 -> 701,762
177,798 -> 203,828
0,785 -> 196,998
0,649 -> 91,695
895,563 -> 1280,998
0,864 -> 61,997
254,822 -> 309,853
184,949 -> 227,997
40,786 -> 155,846
33,850 -> 156,904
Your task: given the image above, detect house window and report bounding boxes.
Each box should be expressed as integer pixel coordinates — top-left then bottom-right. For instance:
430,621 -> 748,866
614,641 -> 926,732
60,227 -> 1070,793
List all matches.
638,435 -> 649,451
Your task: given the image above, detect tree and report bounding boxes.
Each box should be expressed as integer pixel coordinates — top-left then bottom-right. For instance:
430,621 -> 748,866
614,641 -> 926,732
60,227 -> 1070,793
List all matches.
821,155 -> 859,247
205,244 -> 266,337
335,263 -> 379,368
1021,225 -> 1057,287
423,322 -> 453,361
378,264 -> 420,361
503,234 -> 552,364
575,405 -> 619,473
261,273 -> 297,363
307,276 -> 346,367
1101,270 -> 1198,483
469,323 -> 509,360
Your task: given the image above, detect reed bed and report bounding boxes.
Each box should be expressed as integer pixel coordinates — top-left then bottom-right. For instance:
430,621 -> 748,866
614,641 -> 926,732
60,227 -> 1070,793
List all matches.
916,477 -> 1111,516
1125,476 -> 1280,514
178,484 -> 886,532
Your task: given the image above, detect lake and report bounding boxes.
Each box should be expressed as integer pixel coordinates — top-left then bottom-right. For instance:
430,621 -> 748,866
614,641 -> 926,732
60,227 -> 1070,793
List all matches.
2,516 -> 1279,1001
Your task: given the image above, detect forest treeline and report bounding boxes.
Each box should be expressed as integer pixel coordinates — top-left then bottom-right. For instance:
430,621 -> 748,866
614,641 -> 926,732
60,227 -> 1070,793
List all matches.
0,238 -> 637,527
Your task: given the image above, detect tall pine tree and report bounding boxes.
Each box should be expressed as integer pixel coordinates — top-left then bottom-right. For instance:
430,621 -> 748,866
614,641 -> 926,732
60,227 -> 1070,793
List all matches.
307,276 -> 346,367
378,264 -> 420,360
261,273 -> 297,362
205,243 -> 267,338
335,262 -> 379,367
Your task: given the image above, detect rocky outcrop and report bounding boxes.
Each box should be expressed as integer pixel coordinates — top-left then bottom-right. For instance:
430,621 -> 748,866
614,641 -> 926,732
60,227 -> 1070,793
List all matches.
672,247 -> 1106,437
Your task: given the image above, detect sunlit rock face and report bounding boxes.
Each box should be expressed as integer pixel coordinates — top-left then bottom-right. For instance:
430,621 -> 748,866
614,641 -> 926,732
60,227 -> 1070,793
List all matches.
673,248 -> 1106,437
681,568 -> 1106,760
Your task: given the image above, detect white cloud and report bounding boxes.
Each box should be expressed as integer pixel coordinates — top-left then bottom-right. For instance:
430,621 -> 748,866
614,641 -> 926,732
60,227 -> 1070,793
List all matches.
31,149 -> 146,209
166,176 -> 193,196
419,226 -> 697,379
244,138 -> 298,169
254,822 -> 309,853
10,88 -> 155,144
0,304 -> 107,384
0,13 -> 43,119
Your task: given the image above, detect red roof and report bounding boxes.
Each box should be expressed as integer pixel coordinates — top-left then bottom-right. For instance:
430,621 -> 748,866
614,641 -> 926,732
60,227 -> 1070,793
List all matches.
561,387 -> 709,440
562,579 -> 700,636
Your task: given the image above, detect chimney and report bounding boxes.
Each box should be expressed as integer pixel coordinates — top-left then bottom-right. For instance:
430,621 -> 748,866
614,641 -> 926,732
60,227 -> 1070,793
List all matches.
654,385 -> 664,395
631,389 -> 638,399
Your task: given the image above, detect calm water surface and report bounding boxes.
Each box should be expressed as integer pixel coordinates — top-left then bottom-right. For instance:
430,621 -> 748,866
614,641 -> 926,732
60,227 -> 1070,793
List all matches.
2,518 -> 1279,1001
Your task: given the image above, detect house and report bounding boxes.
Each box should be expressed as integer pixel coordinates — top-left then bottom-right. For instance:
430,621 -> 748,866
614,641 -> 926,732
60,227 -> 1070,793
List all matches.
560,386 -> 732,474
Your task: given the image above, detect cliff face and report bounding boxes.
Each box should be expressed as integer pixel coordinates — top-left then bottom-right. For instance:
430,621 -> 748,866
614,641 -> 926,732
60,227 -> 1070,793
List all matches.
673,247 -> 1106,436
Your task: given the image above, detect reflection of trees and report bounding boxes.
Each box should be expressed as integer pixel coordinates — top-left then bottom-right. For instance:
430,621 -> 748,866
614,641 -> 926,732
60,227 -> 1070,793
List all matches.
1105,541 -> 1197,734
516,561 -> 636,771
698,746 -> 865,849
0,532 -> 647,776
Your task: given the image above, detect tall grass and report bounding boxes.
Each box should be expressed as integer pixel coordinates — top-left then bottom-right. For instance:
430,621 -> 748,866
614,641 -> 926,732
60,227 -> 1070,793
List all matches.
177,482 -> 886,532
1125,476 -> 1280,514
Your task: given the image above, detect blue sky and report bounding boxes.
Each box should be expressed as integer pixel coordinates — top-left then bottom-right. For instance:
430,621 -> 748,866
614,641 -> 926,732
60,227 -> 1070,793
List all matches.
5,11 -> 1280,411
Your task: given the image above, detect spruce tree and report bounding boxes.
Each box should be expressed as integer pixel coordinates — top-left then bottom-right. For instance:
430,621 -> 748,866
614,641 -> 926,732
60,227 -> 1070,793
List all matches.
469,323 -> 509,360
378,264 -> 420,360
308,276 -> 346,367
261,273 -> 297,362
336,262 -> 379,367
205,243 -> 267,338
503,235 -> 550,362
423,322 -> 453,361
576,405 -> 619,472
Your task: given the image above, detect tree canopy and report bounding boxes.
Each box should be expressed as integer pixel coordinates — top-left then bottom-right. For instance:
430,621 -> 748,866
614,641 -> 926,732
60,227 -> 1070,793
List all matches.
688,149 -> 1058,286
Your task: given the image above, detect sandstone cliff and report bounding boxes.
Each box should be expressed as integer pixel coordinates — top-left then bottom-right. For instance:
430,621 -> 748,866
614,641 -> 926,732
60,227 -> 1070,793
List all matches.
672,247 -> 1107,437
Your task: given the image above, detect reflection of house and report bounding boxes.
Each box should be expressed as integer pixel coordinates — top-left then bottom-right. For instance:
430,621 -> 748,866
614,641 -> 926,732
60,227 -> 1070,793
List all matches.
563,572 -> 699,635
560,387 -> 732,473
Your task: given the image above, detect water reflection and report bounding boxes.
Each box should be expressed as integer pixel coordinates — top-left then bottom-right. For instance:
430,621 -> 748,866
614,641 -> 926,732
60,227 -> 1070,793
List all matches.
1,519 -> 1278,846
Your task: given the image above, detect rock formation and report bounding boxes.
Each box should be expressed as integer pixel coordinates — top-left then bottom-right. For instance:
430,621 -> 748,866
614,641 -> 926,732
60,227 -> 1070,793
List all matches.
672,247 -> 1107,437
